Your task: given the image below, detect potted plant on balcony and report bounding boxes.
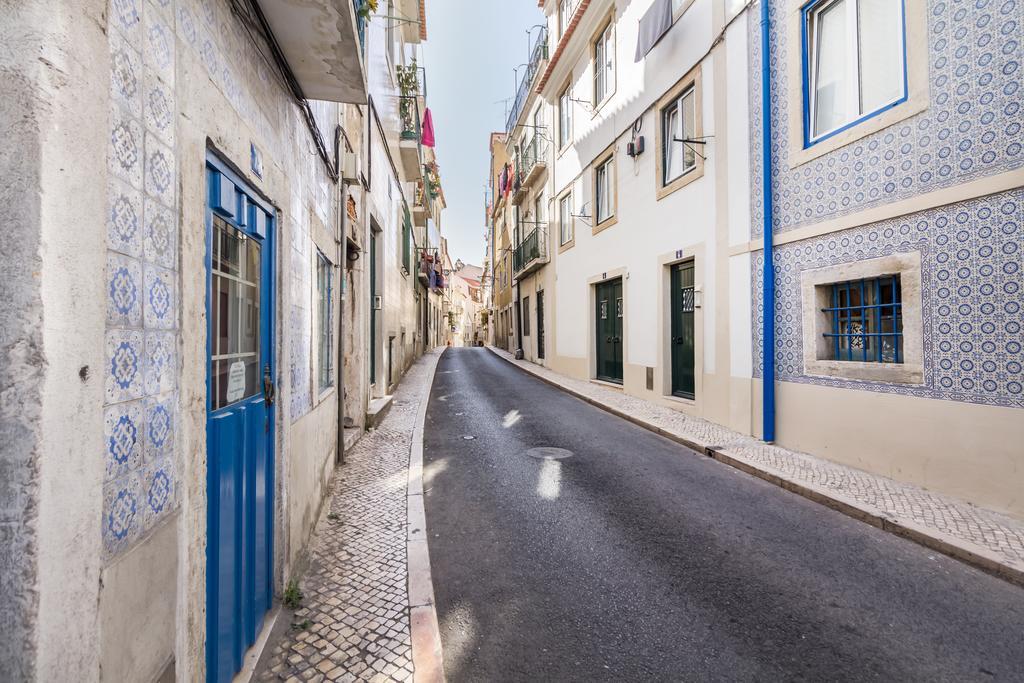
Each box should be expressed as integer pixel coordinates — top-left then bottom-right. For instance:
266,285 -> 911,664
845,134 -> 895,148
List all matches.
356,0 -> 379,21
397,59 -> 419,140
424,161 -> 441,199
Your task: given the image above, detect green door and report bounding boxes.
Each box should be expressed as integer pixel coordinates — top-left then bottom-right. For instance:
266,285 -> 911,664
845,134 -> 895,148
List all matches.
670,262 -> 695,398
595,278 -> 623,383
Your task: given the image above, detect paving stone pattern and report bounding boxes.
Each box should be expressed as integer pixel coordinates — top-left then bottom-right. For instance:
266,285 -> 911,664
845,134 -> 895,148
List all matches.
489,347 -> 1024,574
257,351 -> 440,683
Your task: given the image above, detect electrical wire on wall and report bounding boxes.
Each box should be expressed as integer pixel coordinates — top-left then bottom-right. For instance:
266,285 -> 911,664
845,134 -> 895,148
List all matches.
231,0 -> 342,183
630,116 -> 643,177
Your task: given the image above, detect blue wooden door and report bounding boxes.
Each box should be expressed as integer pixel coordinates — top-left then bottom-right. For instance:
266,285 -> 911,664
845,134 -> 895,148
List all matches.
205,156 -> 275,683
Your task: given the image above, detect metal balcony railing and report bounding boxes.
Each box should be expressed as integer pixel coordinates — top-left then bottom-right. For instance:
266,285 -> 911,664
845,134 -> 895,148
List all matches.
505,27 -> 549,135
513,222 -> 548,274
399,95 -> 421,142
517,135 -> 549,186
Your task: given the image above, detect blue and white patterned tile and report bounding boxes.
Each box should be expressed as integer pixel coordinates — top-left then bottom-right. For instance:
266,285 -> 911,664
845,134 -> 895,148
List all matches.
140,456 -> 177,530
749,0 -> 1024,237
143,6 -> 175,86
107,177 -> 143,257
109,106 -> 143,190
147,0 -> 174,19
105,329 -> 145,404
144,262 -> 176,330
103,400 -> 144,482
143,69 -> 175,148
175,4 -> 198,49
144,132 -> 175,208
109,31 -> 142,118
751,191 -> 1024,408
143,196 -> 176,269
106,252 -> 143,327
102,470 -> 143,558
144,331 -> 176,396
109,0 -> 143,49
144,394 -> 174,462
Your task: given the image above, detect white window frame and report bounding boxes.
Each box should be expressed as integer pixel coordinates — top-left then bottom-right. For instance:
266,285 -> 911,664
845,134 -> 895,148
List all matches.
804,0 -> 907,146
559,192 -> 574,247
316,249 -> 334,391
558,85 -> 572,150
594,154 -> 615,227
593,21 -> 614,107
661,86 -> 697,186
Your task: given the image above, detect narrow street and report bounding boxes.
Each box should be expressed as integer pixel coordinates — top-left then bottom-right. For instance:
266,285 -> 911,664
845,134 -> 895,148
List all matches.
424,348 -> 1024,682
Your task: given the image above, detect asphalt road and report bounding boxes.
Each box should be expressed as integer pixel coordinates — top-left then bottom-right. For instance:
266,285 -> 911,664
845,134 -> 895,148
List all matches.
422,348 -> 1024,682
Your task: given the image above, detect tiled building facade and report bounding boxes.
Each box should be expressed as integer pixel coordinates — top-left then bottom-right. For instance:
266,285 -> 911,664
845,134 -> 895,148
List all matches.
747,0 -> 1023,516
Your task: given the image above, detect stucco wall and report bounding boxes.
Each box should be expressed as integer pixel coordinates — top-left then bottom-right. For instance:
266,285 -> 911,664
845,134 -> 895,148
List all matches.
543,0 -> 752,432
0,1 -> 109,679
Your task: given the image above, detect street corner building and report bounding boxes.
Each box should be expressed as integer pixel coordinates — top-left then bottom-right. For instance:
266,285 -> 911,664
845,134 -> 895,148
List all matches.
483,0 -> 1023,521
0,0 -> 450,680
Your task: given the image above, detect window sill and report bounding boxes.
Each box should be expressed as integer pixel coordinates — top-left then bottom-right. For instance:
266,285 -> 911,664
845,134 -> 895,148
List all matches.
804,360 -> 924,385
591,89 -> 616,119
592,215 -> 617,235
656,163 -> 703,201
558,237 -> 576,254
590,378 -> 624,390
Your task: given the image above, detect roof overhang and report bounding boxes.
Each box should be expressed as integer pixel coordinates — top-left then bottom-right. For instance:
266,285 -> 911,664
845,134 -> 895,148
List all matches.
256,0 -> 367,104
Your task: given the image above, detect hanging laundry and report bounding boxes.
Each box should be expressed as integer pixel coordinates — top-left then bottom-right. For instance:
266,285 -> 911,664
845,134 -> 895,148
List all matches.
635,0 -> 673,62
421,107 -> 436,147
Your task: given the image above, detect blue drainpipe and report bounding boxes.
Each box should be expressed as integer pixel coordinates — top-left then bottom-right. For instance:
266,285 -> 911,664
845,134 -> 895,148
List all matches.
760,0 -> 776,443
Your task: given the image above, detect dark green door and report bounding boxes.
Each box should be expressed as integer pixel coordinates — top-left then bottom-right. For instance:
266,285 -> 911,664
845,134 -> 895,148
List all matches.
670,262 -> 695,398
595,279 -> 623,383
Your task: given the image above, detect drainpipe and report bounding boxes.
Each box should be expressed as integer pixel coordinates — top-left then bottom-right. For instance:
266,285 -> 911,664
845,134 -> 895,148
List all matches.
337,153 -> 347,465
760,0 -> 776,443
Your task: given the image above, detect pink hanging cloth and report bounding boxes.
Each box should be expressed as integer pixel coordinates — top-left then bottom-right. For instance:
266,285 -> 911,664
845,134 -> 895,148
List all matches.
421,107 -> 436,148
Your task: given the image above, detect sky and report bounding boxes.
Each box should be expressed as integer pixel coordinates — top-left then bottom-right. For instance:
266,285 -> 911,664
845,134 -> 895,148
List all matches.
421,0 -> 545,268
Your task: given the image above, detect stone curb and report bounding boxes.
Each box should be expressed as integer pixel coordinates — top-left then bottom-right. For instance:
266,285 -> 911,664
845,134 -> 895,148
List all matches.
485,346 -> 1024,588
408,352 -> 446,683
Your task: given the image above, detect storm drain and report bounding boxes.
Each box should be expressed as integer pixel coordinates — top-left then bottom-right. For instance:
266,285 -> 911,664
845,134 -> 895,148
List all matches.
524,447 -> 573,460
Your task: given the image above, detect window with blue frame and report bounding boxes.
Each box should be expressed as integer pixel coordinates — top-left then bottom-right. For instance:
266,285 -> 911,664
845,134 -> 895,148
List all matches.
822,275 -> 903,363
316,249 -> 334,389
803,0 -> 907,146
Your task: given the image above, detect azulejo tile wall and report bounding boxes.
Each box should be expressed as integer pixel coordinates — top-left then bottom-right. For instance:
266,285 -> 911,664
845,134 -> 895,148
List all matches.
747,0 -> 1024,408
751,191 -> 1023,408
749,0 -> 1024,237
103,0 -> 180,561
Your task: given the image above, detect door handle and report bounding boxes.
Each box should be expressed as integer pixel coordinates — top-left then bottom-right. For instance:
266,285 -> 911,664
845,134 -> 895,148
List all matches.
606,336 -> 613,343
263,364 -> 275,406
613,336 -> 621,343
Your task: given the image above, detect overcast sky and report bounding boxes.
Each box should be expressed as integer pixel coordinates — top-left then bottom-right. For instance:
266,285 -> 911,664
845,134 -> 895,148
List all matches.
421,0 -> 545,267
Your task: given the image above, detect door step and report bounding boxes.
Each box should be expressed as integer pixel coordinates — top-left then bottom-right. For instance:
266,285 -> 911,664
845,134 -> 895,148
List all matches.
366,395 -> 394,428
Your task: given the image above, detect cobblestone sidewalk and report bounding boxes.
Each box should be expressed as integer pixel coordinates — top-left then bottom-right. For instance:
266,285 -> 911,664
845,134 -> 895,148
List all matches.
255,350 -> 441,683
488,346 -> 1024,583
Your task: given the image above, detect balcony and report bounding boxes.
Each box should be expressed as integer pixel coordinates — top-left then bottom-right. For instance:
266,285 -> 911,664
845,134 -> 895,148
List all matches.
398,95 -> 422,181
412,181 -> 428,227
257,0 -> 367,103
512,222 -> 549,278
511,136 -> 549,205
505,26 -> 548,135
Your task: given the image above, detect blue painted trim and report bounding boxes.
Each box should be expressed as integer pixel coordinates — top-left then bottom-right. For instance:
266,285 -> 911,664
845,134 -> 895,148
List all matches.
204,151 -> 277,682
799,0 -> 909,148
761,0 -> 776,443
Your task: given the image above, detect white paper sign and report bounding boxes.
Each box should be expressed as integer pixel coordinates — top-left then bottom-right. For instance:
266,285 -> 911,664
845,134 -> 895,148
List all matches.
226,361 -> 247,403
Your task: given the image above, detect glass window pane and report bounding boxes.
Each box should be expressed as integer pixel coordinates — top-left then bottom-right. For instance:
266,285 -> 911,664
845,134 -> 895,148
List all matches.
812,0 -> 850,138
682,89 -> 696,170
663,104 -> 679,183
858,0 -> 904,113
210,217 -> 262,410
